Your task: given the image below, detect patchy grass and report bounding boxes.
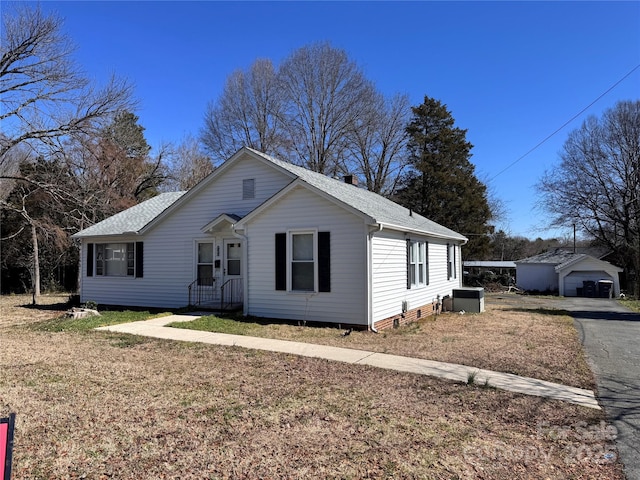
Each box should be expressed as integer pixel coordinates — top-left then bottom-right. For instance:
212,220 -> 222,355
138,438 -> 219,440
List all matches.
0,294 -> 625,479
169,314 -> 266,336
29,310 -> 172,333
171,296 -> 594,389
0,328 -> 624,479
619,297 -> 640,312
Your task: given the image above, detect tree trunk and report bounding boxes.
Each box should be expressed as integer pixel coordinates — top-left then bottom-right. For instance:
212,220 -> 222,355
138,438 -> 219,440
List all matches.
31,221 -> 40,304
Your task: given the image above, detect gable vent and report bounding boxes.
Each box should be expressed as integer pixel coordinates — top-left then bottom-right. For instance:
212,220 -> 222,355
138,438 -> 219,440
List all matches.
243,178 -> 255,199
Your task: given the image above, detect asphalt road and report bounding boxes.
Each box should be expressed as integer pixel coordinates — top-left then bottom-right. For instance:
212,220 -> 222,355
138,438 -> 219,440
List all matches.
559,297 -> 640,480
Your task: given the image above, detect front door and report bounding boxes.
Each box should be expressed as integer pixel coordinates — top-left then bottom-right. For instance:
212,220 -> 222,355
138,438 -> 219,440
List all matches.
222,239 -> 243,307
223,240 -> 242,282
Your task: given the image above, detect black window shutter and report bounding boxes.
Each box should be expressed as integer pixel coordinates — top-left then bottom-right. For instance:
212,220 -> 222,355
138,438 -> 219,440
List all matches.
86,243 -> 94,277
275,233 -> 286,290
453,245 -> 456,279
135,242 -> 144,278
318,231 -> 330,292
406,239 -> 411,289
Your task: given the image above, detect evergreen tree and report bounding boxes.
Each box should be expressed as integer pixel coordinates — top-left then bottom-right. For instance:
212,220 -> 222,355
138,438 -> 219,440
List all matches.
394,96 -> 493,259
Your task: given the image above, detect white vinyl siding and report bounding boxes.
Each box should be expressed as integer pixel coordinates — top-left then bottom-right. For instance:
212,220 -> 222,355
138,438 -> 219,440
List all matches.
371,231 -> 462,322
79,155 -> 293,308
515,264 -> 558,292
245,185 -> 367,325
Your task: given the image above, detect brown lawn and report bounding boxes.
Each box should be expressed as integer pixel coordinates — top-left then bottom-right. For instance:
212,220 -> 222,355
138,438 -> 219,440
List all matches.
178,294 -> 595,389
0,294 -> 625,479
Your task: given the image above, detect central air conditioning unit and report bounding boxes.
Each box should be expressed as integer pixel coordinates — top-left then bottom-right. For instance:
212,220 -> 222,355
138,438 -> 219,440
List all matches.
452,287 -> 485,313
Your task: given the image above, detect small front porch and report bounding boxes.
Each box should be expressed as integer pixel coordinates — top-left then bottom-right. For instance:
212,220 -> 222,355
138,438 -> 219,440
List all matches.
187,277 -> 243,312
190,213 -> 245,311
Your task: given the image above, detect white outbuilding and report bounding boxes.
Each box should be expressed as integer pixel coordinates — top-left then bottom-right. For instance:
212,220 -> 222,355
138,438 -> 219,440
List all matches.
515,249 -> 623,297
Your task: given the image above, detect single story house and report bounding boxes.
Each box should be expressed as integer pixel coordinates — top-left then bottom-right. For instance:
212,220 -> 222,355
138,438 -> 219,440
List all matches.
72,147 -> 467,330
515,249 -> 623,297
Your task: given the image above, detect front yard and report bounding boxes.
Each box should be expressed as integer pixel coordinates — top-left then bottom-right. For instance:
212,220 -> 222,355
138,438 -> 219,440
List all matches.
171,294 -> 595,389
0,294 -> 625,479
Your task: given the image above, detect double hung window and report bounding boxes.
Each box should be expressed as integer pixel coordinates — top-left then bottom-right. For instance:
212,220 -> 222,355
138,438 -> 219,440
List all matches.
291,233 -> 315,291
275,231 -> 330,293
197,242 -> 214,286
407,240 -> 428,288
96,243 -> 134,276
447,244 -> 457,280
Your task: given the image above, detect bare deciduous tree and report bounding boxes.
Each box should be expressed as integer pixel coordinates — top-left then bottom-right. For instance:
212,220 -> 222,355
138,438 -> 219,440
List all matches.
164,135 -> 214,190
0,4 -> 133,301
278,42 -> 375,176
200,42 -> 410,192
537,100 -> 640,295
0,5 -> 133,161
201,59 -> 284,164
346,92 -> 410,194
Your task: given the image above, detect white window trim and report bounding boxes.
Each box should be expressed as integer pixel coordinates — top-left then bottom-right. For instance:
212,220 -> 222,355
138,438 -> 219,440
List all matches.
95,242 -> 134,277
448,244 -> 457,280
408,240 -> 428,289
287,229 -> 318,293
195,240 -> 215,286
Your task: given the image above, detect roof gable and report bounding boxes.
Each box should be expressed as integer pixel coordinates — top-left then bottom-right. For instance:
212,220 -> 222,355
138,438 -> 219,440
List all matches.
555,254 -> 623,273
243,148 -> 467,241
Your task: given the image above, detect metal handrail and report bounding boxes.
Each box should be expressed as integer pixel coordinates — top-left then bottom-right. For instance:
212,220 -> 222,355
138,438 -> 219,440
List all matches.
220,277 -> 243,311
187,277 -> 216,307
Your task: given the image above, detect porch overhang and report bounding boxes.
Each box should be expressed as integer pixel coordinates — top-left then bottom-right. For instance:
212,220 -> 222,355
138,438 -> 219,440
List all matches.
201,213 -> 243,234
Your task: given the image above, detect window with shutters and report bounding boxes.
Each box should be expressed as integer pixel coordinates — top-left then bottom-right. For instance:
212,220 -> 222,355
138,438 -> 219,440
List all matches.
88,242 -> 143,278
407,240 -> 428,288
275,231 -> 330,293
447,244 -> 457,280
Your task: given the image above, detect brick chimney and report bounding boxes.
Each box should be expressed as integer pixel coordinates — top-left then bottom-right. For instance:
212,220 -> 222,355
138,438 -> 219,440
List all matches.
343,174 -> 358,186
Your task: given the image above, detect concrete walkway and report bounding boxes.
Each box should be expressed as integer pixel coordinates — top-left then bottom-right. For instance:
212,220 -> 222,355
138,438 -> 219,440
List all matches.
96,314 -> 601,410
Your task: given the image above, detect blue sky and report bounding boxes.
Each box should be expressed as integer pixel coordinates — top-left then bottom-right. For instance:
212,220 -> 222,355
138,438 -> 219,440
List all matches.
31,1 -> 640,238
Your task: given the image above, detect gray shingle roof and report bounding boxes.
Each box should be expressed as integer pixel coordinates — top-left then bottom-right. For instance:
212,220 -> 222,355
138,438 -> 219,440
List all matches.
515,250 -> 585,265
72,148 -> 467,242
248,148 -> 467,241
71,191 -> 186,238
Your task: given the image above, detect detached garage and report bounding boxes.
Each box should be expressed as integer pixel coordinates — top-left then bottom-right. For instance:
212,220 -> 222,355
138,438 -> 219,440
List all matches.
515,250 -> 623,297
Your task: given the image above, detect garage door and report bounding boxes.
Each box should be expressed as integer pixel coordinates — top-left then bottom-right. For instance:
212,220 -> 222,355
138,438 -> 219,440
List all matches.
563,271 -> 612,297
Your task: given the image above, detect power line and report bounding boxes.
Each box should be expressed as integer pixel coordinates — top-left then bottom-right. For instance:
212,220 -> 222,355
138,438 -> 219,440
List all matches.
489,63 -> 640,182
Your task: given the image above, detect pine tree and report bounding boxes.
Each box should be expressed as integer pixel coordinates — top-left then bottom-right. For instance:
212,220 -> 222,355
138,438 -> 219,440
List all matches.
394,96 -> 493,259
